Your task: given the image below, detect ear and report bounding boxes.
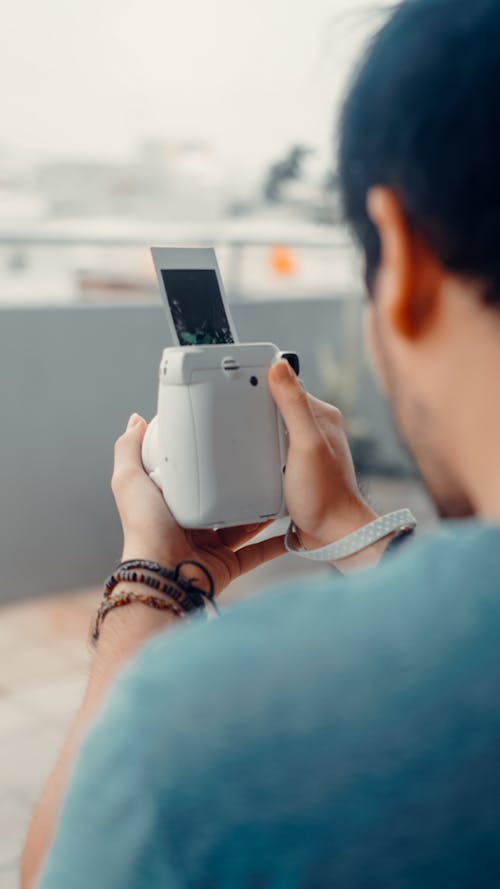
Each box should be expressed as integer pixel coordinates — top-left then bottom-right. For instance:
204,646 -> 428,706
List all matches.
367,187 -> 441,339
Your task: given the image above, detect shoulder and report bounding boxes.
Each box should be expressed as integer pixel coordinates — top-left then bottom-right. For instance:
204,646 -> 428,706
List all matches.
111,520 -> 500,737
40,521 -> 500,887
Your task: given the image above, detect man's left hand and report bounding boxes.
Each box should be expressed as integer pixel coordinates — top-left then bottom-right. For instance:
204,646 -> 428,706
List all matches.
111,413 -> 286,596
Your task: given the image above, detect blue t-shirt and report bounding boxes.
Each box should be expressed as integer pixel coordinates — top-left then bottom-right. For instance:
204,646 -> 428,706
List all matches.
39,522 -> 500,888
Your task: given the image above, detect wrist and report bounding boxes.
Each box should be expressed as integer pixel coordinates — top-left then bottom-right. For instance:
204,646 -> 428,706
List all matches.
93,556 -> 215,660
290,502 -> 415,573
298,496 -> 378,552
119,547 -> 214,600
90,589 -> 179,680
120,540 -> 192,571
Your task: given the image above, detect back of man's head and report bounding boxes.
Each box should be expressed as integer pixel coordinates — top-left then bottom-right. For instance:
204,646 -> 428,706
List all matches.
337,0 -> 500,519
339,0 -> 500,302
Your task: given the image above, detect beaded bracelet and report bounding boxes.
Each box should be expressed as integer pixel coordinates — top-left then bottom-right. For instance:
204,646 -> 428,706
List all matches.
105,558 -> 218,616
105,570 -> 201,613
91,590 -> 184,646
116,559 -> 215,599
91,558 -> 218,647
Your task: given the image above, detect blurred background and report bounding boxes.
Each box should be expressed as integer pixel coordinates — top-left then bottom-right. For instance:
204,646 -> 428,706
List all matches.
1,0 -> 390,306
0,0 -> 424,601
0,1 -> 436,884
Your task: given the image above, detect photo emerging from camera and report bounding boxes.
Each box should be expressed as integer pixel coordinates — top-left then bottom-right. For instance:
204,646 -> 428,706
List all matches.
161,269 -> 234,346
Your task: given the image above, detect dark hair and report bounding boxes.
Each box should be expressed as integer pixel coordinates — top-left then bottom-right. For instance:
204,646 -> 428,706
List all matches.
339,0 -> 500,303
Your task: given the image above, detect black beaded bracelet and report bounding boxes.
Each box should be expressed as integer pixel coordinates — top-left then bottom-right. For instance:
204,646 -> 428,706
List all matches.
116,559 -> 215,597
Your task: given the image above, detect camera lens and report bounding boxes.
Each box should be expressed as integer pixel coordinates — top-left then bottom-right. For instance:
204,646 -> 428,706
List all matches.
250,376 -> 259,387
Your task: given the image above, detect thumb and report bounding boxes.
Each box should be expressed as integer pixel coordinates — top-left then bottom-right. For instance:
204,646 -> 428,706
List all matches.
113,413 -> 147,475
268,361 -> 320,445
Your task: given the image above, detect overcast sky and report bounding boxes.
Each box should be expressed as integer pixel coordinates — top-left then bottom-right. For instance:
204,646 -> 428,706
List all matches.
3,0 -> 391,174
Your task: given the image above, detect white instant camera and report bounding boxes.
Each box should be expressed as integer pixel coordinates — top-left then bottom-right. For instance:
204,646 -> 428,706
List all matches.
142,247 -> 299,529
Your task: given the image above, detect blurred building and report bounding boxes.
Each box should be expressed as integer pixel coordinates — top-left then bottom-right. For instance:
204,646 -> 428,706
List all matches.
36,140 -> 227,221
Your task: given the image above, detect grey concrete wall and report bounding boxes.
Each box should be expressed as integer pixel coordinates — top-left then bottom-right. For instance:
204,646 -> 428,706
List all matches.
0,301 -> 410,604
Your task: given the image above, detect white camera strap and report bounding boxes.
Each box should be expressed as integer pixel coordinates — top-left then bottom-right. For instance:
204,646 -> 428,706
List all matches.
285,508 -> 417,562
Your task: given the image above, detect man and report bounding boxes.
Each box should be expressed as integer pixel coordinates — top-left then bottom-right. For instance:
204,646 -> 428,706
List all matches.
22,0 -> 500,885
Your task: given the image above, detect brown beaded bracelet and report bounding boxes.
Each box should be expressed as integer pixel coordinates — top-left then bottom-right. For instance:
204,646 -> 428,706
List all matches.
91,590 -> 184,646
105,570 -> 201,613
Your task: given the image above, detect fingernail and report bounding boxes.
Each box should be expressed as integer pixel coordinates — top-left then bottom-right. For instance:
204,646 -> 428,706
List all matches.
274,360 -> 294,383
127,413 -> 141,430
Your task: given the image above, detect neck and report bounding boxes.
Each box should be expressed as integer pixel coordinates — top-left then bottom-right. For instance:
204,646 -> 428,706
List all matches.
443,298 -> 500,521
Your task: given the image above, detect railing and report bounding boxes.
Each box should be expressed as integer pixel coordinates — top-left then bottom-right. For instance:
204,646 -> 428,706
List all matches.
0,229 -> 359,305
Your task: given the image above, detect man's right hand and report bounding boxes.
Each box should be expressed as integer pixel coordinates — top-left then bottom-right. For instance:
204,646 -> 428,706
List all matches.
268,360 -> 378,554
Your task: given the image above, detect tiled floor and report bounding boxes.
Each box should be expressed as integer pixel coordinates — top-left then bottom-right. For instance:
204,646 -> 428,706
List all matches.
0,478 -> 435,887
0,592 -> 93,887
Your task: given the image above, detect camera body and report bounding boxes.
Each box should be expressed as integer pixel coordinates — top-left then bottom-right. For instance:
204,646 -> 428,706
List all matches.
142,343 -> 298,528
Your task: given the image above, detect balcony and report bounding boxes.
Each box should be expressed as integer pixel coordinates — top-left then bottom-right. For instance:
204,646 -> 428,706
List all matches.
0,261 -> 435,885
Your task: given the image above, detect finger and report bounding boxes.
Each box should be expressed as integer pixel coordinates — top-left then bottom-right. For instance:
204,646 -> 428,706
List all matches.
112,413 -> 148,484
268,361 -> 321,446
218,521 -> 272,550
235,534 -> 286,575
